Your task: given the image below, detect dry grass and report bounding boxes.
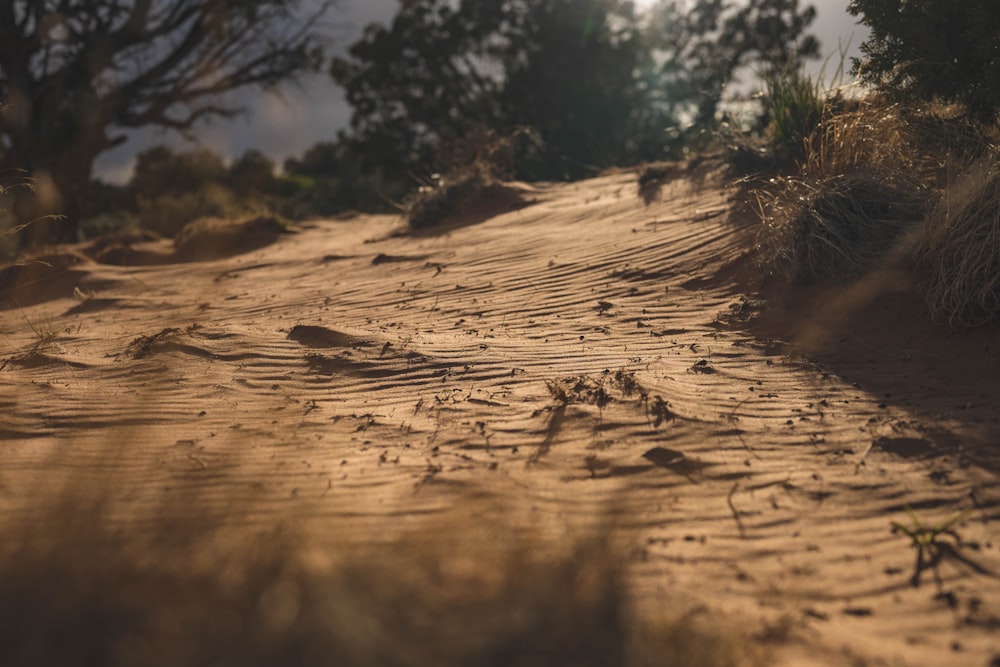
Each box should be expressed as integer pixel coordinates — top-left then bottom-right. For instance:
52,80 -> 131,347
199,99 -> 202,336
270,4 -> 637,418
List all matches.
755,172 -> 927,282
913,154 -> 1000,326
0,477 -> 755,667
405,169 -> 527,231
753,100 -> 956,284
753,96 -> 1000,329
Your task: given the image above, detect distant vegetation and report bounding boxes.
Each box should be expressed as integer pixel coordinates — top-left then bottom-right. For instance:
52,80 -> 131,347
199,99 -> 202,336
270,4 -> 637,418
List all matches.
3,0 -> 999,326
0,0 -> 334,245
1,0 -> 820,249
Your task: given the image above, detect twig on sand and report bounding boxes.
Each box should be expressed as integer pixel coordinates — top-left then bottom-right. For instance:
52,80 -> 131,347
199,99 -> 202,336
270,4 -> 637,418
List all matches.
727,397 -> 762,460
854,440 -> 874,473
529,403 -> 566,465
728,482 -> 747,539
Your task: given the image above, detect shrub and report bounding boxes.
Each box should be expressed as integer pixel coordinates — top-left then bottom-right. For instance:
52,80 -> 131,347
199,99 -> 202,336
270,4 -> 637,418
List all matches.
229,149 -> 277,196
848,0 -> 1000,122
913,155 -> 1000,326
404,165 -> 528,231
130,146 -> 228,200
754,100 -> 935,282
136,185 -> 238,238
405,130 -> 532,230
755,172 -> 926,282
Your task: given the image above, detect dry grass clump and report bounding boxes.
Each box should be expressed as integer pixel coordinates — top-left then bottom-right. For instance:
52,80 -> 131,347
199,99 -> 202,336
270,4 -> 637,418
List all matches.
756,172 -> 927,282
405,128 -> 532,230
913,155 -> 1000,327
754,100 -> 936,283
0,482 -> 753,667
173,214 -> 290,261
404,164 -> 526,231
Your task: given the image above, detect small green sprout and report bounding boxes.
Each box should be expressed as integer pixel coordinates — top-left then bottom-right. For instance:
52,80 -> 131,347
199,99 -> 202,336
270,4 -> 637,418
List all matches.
891,506 -> 973,587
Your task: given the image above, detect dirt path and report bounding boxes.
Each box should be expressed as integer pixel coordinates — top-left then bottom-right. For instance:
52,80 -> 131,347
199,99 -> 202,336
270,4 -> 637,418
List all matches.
2,167 -> 999,665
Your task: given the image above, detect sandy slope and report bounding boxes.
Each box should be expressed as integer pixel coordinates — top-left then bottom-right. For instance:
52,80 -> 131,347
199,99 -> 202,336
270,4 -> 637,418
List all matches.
2,165 -> 999,666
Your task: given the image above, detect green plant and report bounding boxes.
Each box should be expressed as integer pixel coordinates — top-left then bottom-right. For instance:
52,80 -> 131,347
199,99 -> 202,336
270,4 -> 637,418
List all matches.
136,185 -> 239,238
891,506 -> 973,587
848,0 -> 1000,122
760,65 -> 826,162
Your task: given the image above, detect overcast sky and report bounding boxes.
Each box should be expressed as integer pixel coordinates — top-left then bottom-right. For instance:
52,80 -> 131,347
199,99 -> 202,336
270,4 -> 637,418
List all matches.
93,0 -> 867,183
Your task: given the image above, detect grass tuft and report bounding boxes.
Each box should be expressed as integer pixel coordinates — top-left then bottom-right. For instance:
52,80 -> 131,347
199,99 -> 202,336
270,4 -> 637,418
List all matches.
755,172 -> 927,283
759,65 -> 828,163
753,100 -> 937,283
912,154 -> 1000,326
404,164 -> 527,231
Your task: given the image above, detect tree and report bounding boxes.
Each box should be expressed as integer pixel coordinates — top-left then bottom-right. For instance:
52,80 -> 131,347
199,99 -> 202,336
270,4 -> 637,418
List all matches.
648,0 -> 819,130
0,0 -> 334,244
493,0 -> 669,179
130,145 -> 226,200
228,149 -> 276,196
330,0 -> 503,185
848,0 -> 1000,122
331,0 -> 818,188
332,0 -> 672,183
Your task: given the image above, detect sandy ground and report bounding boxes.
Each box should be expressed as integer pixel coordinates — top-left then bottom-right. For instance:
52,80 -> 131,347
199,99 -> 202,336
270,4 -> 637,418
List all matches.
2,165 -> 999,666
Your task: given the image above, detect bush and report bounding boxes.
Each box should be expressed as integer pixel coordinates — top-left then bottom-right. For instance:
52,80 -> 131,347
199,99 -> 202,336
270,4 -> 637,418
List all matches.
405,166 -> 494,230
229,149 -> 277,196
405,171 -> 529,231
760,62 -> 847,161
130,146 -> 228,200
754,100 -> 935,282
848,0 -> 1000,122
755,172 -> 926,282
136,184 -> 238,238
913,155 -> 1000,326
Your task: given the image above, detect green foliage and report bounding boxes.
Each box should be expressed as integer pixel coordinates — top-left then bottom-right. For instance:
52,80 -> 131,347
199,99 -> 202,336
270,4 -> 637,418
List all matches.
491,0 -> 668,180
136,185 -> 238,239
131,146 -> 227,200
330,0 -> 819,195
282,136 -> 410,214
228,150 -> 277,196
848,0 -> 1000,121
649,0 -> 821,129
759,65 -> 826,161
891,506 -> 973,587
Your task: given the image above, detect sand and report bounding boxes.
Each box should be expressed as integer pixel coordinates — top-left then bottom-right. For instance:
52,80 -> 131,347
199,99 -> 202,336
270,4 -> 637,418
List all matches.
1,164 -> 999,665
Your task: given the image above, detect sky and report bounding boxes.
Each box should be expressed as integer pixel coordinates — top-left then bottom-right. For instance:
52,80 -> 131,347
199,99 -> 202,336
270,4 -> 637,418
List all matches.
93,0 -> 868,183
